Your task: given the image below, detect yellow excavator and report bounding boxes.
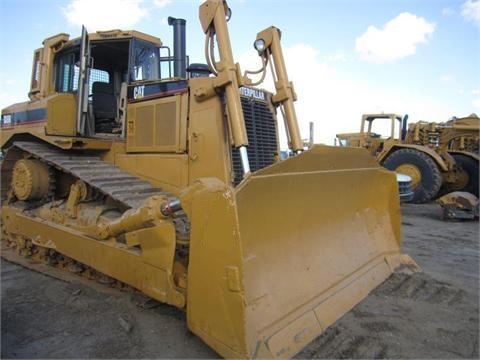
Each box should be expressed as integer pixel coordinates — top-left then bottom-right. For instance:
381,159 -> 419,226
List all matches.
0,0 -> 417,358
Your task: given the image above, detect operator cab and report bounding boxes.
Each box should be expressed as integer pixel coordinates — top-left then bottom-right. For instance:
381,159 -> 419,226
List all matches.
53,29 -> 177,138
361,114 -> 403,141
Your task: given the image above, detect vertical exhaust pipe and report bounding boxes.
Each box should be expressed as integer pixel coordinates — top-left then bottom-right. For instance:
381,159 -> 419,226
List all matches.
401,114 -> 409,141
309,121 -> 314,148
168,16 -> 187,78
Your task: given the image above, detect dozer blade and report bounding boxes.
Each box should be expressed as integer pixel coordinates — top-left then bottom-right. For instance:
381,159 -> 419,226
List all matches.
182,145 -> 419,359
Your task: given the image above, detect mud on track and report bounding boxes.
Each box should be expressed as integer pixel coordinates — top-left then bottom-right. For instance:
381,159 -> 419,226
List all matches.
1,203 -> 479,358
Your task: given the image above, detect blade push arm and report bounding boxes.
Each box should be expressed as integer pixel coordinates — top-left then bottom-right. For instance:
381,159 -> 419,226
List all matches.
255,27 -> 303,152
199,0 -> 251,174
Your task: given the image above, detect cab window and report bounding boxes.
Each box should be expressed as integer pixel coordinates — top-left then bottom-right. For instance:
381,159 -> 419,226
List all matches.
130,39 -> 160,81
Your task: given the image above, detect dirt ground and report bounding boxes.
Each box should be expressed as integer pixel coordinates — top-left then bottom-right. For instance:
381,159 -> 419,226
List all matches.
1,203 -> 479,359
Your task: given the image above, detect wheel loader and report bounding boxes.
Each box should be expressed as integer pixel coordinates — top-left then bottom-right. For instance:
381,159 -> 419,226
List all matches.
336,113 -> 478,203
1,1 -> 418,358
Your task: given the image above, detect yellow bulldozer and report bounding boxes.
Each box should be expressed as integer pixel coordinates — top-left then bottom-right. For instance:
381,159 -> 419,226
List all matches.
1,1 -> 417,358
336,113 -> 479,203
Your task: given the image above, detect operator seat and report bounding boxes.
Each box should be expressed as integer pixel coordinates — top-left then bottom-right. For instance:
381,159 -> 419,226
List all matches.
92,81 -> 117,133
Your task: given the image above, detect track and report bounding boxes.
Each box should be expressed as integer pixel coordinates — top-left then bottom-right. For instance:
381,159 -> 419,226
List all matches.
8,141 -> 168,209
1,140 -> 190,293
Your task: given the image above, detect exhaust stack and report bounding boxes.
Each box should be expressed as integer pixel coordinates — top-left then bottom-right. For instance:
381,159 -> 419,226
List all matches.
401,114 -> 409,141
309,121 -> 314,148
168,16 -> 187,78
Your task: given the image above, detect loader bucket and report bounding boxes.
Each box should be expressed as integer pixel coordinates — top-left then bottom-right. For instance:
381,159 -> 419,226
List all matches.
182,145 -> 418,359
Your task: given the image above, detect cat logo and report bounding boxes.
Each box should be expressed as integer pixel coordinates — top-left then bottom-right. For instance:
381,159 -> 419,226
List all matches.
133,85 -> 145,100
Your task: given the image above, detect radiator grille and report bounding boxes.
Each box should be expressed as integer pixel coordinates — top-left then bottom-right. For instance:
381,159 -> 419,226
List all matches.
232,95 -> 278,185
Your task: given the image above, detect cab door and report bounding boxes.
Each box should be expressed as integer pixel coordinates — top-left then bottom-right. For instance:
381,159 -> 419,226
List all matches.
76,26 -> 91,136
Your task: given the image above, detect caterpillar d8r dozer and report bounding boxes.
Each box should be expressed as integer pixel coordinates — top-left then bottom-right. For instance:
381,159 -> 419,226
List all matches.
0,0 -> 418,358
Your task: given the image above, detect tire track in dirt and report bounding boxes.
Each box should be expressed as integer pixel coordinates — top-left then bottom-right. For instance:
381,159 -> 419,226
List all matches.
297,272 -> 478,359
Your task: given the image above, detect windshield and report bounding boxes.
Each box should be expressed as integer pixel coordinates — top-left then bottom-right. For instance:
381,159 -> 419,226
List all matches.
130,39 -> 160,81
367,118 -> 401,139
337,138 -> 348,146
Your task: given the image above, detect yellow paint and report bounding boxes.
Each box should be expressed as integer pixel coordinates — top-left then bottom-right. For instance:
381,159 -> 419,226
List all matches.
0,1 -> 420,358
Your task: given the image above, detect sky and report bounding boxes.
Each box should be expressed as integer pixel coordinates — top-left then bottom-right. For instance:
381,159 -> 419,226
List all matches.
0,0 -> 479,146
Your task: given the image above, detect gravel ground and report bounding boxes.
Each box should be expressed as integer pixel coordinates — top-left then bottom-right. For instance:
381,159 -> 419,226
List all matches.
1,203 -> 479,359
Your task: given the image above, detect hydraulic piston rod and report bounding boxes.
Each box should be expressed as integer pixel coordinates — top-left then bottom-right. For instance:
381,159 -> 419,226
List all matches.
200,0 -> 251,175
256,26 -> 303,152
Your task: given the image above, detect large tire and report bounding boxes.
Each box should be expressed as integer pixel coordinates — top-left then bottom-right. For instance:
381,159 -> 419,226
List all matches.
383,148 -> 442,203
451,154 -> 479,197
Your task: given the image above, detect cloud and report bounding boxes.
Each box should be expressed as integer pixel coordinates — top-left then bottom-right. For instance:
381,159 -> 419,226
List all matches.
440,74 -> 454,83
154,0 -> 171,8
238,43 -> 458,147
473,98 -> 480,108
0,74 -> 28,110
63,0 -> 148,30
355,12 -> 435,64
462,0 -> 480,27
0,91 -> 26,110
442,7 -> 455,16
324,52 -> 347,63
